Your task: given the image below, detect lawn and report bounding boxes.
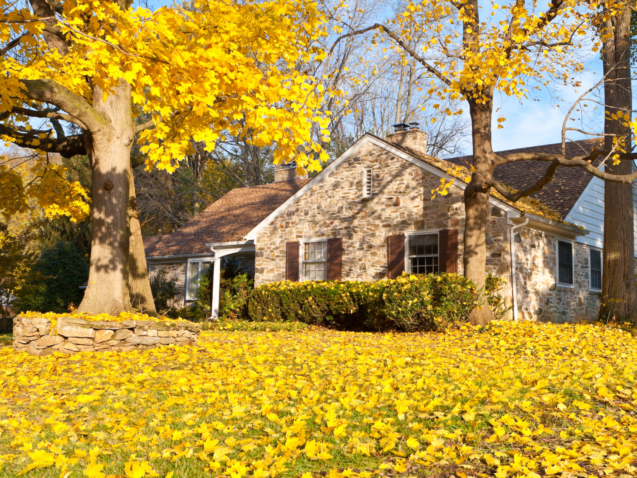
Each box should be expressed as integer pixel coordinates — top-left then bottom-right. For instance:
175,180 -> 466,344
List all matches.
0,321 -> 635,478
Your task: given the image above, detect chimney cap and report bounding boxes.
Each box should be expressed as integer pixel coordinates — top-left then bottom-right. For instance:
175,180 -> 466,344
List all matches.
392,123 -> 410,133
409,122 -> 420,130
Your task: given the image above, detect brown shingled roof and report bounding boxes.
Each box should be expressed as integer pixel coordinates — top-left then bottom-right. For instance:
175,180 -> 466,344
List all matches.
447,138 -> 602,218
145,179 -> 310,257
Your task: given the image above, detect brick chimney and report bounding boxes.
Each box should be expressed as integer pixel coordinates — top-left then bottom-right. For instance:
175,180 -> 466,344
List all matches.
274,162 -> 308,182
386,122 -> 428,156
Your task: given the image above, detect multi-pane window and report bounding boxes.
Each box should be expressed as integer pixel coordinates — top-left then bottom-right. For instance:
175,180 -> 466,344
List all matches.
303,241 -> 327,281
363,169 -> 373,198
590,249 -> 602,290
557,240 -> 574,285
186,260 -> 212,300
408,234 -> 439,275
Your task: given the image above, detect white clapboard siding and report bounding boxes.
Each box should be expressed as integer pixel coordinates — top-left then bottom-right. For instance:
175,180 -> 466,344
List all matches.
564,175 -> 637,256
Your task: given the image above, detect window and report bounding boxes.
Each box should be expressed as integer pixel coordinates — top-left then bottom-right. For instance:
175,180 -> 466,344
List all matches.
590,249 -> 602,290
303,241 -> 327,281
557,240 -> 574,286
186,260 -> 212,300
408,233 -> 439,274
363,168 -> 373,198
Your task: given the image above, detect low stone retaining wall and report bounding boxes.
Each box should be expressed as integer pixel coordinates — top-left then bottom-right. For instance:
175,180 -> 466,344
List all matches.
13,316 -> 201,356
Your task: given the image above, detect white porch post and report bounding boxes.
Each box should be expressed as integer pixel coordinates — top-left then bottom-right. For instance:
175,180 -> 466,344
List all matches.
211,256 -> 221,320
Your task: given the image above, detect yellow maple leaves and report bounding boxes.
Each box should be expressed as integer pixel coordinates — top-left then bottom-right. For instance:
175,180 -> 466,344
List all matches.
1,0 -> 331,220
1,320 -> 637,477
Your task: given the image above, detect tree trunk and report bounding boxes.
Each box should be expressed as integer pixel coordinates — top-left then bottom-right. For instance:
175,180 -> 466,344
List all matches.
78,80 -> 134,315
128,164 -> 157,315
601,5 -> 637,321
464,99 -> 495,325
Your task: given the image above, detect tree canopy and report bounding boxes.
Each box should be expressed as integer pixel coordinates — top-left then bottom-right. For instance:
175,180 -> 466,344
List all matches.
0,0 -> 330,220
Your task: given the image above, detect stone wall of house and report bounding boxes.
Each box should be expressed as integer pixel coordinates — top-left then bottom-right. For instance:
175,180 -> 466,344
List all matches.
513,227 -> 601,323
14,316 -> 200,356
148,262 -> 187,307
254,141 -> 513,302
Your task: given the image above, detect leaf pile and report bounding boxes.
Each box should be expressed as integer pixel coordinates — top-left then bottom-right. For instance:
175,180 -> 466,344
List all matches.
0,321 -> 636,477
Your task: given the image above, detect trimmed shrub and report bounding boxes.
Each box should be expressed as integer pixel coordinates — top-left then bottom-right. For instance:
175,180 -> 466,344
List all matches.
150,271 -> 180,313
248,273 -> 503,331
247,273 -> 509,331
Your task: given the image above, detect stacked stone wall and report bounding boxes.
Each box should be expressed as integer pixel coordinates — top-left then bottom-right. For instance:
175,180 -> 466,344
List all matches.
13,316 -> 200,356
255,141 -> 513,302
513,227 -> 601,322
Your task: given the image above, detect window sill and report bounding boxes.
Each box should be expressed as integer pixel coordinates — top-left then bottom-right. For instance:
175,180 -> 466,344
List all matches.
556,283 -> 574,289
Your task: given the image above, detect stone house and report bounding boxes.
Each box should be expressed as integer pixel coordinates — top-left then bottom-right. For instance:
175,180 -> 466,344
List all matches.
146,125 -> 637,322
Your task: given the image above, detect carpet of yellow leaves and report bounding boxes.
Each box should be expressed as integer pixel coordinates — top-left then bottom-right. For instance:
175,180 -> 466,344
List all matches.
0,321 -> 635,478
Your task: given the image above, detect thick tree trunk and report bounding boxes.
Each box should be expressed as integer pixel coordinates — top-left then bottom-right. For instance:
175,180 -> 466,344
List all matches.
601,6 -> 637,321
128,164 -> 157,315
464,99 -> 495,325
78,80 -> 134,315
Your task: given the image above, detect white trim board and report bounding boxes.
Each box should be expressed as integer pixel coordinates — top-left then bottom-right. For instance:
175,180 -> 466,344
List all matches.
244,134 -> 522,241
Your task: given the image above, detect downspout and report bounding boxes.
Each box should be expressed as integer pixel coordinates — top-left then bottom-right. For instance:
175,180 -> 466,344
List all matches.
510,217 -> 529,322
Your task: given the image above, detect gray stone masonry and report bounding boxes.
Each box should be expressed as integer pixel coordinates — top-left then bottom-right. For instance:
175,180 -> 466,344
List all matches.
514,227 -> 601,323
13,316 -> 201,356
255,141 -> 514,306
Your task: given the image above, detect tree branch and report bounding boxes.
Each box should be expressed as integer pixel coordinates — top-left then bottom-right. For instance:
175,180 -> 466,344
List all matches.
11,106 -> 88,130
20,79 -> 108,133
0,33 -> 28,56
0,124 -> 86,157
489,160 -> 560,201
329,23 -> 452,87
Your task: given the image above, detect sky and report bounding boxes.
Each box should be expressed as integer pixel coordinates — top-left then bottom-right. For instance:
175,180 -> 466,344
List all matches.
137,0 -> 613,154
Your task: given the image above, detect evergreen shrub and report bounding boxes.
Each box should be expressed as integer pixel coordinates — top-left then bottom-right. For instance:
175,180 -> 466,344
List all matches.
247,273 -> 508,331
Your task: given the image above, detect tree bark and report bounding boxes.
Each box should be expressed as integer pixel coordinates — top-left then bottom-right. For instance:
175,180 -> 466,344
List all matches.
601,5 -> 637,321
128,163 -> 157,315
464,99 -> 495,325
78,80 -> 134,315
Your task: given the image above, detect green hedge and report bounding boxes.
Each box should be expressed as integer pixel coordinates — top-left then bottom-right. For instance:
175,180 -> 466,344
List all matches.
247,273 -> 508,331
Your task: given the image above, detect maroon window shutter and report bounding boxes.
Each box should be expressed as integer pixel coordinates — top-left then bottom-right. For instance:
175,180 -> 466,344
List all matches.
439,229 -> 458,273
387,234 -> 405,279
326,238 -> 343,281
286,242 -> 300,281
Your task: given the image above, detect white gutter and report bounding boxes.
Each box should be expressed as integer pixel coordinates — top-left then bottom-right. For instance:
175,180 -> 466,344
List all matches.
510,217 -> 529,322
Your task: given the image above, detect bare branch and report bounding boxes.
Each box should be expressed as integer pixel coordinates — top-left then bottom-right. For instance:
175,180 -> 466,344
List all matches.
489,160 -> 559,201
11,106 -> 88,130
0,124 -> 86,157
329,23 -> 453,87
20,79 -> 108,133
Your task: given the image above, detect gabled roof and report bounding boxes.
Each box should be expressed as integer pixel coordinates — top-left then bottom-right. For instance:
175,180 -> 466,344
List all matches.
145,179 -> 310,257
447,138 -> 602,218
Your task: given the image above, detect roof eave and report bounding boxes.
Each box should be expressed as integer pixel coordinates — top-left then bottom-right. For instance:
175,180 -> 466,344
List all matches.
510,214 -> 589,239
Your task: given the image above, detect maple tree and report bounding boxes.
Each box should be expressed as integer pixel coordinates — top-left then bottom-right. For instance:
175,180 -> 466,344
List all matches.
0,0 -> 329,314
332,0 -> 637,324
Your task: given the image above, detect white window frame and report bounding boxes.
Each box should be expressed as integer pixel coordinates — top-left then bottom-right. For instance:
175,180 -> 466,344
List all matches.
556,239 -> 575,288
589,247 -> 602,292
363,168 -> 373,198
405,230 -> 440,275
185,257 -> 214,301
300,238 -> 328,281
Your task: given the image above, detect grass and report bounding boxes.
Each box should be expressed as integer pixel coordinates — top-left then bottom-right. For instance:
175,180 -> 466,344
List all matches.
0,320 -> 635,478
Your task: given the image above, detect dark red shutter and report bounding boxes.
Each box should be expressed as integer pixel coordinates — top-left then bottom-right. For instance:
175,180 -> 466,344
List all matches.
387,234 -> 405,279
326,238 -> 343,281
439,229 -> 458,273
286,242 -> 300,281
